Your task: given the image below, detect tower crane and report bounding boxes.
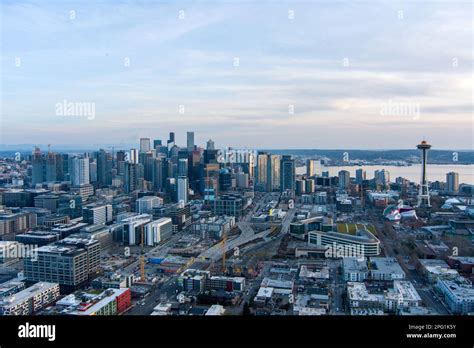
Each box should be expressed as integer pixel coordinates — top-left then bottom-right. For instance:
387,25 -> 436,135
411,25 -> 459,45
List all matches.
140,225 -> 145,282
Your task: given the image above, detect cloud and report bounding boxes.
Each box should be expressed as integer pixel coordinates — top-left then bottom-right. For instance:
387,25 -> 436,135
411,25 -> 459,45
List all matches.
1,0 -> 472,149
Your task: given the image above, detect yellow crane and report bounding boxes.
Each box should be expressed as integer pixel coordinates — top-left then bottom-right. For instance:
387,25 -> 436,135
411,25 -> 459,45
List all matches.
221,230 -> 227,274
140,225 -> 145,282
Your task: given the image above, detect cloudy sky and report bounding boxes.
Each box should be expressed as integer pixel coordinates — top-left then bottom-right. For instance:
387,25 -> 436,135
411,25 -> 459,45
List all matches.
1,0 -> 472,149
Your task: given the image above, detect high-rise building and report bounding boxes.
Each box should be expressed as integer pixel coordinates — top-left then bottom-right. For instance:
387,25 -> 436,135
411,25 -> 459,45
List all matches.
153,139 -> 162,149
255,152 -> 280,191
178,158 -> 188,177
417,140 -> 432,207
167,132 -> 175,152
45,152 -> 57,182
96,149 -> 113,187
140,138 -> 151,153
124,162 -> 143,193
355,168 -> 366,184
256,152 -> 268,189
70,156 -> 90,186
187,131 -> 195,152
206,139 -> 215,150
151,157 -> 164,191
31,147 -> 44,185
306,159 -> 322,177
177,176 -> 189,204
446,172 -> 459,193
89,161 -> 97,183
338,170 -> 351,190
374,169 -> 390,189
268,154 -> 280,192
280,155 -> 295,192
129,148 -> 139,164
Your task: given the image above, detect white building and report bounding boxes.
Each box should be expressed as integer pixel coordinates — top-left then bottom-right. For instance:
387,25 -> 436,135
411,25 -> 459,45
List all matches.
83,203 -> 113,225
121,214 -> 153,245
177,176 -> 189,204
192,216 -> 236,239
236,172 -> 249,188
136,196 -> 162,214
436,276 -> 474,314
370,257 -> 405,281
205,304 -> 225,316
347,280 -> 421,314
144,218 -> 173,246
70,156 -> 90,186
343,257 -> 369,282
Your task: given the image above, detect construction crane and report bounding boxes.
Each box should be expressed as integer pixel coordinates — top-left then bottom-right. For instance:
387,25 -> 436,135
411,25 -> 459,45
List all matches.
140,225 -> 145,282
221,230 -> 227,274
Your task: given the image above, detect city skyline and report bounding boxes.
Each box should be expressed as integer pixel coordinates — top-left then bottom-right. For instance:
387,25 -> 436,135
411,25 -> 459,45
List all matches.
1,1 -> 472,149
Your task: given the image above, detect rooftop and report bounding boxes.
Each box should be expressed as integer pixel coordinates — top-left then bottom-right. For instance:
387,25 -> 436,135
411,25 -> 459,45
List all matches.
0,282 -> 58,307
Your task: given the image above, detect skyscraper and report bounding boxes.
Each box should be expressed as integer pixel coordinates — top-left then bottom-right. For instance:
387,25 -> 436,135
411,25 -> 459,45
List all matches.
177,176 -> 189,204
96,149 -> 113,187
280,155 -> 295,192
355,168 -> 366,184
45,152 -> 57,182
129,148 -> 139,164
374,169 -> 390,190
153,139 -> 162,149
306,159 -> 322,177
178,158 -> 188,177
139,138 -> 151,153
124,162 -> 143,193
31,147 -> 44,185
446,172 -> 459,193
338,170 -> 350,190
417,140 -> 432,207
70,156 -> 90,186
206,139 -> 215,150
267,154 -> 280,192
256,152 -> 268,190
187,132 -> 195,152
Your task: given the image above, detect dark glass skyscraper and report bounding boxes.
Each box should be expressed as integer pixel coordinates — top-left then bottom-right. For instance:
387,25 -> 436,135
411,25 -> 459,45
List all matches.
280,155 -> 295,192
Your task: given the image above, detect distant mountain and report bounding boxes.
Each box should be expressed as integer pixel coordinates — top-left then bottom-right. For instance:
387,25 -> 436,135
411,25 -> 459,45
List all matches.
262,149 -> 474,164
1,146 -> 473,164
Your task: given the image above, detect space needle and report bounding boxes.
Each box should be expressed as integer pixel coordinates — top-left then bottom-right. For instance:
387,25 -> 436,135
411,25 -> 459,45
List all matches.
417,139 -> 432,207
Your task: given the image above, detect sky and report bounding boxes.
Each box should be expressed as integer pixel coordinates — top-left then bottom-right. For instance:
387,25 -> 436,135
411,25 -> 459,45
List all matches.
0,0 -> 473,150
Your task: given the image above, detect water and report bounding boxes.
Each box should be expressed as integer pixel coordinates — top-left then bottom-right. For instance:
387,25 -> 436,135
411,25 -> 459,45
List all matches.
296,164 -> 474,185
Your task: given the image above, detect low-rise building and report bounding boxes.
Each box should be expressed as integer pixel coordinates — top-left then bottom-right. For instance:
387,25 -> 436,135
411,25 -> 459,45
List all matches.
0,282 -> 60,315
144,218 -> 173,246
192,216 -> 236,239
436,276 -> 474,314
343,257 -> 369,282
418,259 -> 459,283
52,288 -> 131,315
205,304 -> 226,316
370,257 -> 405,281
347,280 -> 421,314
0,278 -> 25,298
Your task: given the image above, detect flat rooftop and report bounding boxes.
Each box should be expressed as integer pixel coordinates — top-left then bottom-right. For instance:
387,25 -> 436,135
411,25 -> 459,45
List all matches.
0,282 -> 58,307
